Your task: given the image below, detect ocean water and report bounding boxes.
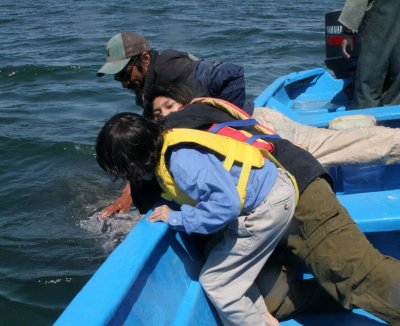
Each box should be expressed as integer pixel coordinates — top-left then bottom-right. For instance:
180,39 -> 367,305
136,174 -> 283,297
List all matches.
0,0 -> 344,324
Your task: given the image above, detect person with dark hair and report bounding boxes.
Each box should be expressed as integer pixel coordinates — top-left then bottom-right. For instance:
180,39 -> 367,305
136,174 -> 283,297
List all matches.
339,0 -> 400,108
96,112 -> 297,326
143,84 -> 194,119
146,84 -> 400,167
138,89 -> 400,324
97,32 -> 253,219
97,32 -> 252,112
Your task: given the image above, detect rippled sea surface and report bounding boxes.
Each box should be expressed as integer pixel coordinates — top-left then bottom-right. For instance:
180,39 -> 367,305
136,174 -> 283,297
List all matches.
0,0 -> 344,324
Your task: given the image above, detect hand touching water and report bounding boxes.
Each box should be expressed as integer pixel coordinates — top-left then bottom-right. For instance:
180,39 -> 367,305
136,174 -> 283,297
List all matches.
98,183 -> 132,220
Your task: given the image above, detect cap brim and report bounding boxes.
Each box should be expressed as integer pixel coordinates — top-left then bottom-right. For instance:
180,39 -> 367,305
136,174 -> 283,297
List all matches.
96,58 -> 131,77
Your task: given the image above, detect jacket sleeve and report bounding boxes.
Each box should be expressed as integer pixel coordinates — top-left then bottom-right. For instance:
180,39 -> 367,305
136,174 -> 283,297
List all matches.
167,148 -> 241,235
338,0 -> 371,32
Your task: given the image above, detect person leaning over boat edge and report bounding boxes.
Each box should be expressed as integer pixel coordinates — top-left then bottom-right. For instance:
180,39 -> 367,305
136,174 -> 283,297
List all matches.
97,32 -> 400,220
96,31 -> 253,219
339,0 -> 400,108
96,112 -> 297,326
97,32 -> 253,113
141,85 -> 400,325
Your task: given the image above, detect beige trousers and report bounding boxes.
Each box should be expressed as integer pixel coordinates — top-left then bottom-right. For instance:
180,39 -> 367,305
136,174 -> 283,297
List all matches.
199,169 -> 296,326
253,107 -> 400,167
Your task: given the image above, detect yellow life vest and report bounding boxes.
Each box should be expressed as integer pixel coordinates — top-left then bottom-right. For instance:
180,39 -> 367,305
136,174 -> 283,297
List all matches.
188,97 -> 300,202
156,128 -> 265,210
155,128 -> 299,211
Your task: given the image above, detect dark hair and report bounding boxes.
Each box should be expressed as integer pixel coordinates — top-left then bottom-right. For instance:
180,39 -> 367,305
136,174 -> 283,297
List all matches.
143,83 -> 194,119
96,112 -> 165,186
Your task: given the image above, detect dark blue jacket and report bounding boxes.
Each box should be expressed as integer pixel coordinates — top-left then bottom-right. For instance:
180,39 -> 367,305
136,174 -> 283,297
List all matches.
193,60 -> 254,114
140,50 -> 254,114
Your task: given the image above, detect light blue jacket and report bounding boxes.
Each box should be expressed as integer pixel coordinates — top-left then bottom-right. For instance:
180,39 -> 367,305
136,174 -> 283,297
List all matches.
167,147 -> 277,235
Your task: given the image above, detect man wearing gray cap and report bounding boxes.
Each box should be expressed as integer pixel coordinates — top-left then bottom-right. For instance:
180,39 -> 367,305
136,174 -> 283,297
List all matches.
97,31 -> 253,219
97,32 -> 253,112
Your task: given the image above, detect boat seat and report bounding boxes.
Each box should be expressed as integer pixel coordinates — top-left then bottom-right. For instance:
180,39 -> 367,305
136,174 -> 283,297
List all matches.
337,189 -> 400,233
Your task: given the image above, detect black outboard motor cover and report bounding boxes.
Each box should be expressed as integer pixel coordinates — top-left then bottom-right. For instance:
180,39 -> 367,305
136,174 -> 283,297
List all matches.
325,10 -> 360,78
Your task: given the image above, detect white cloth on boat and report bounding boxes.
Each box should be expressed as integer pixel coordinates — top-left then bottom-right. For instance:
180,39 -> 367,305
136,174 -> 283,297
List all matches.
253,107 -> 400,167
199,169 -> 295,326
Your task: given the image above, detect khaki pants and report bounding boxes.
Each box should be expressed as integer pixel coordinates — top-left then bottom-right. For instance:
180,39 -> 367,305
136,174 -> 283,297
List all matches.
199,169 -> 296,326
257,178 -> 400,325
253,107 -> 400,167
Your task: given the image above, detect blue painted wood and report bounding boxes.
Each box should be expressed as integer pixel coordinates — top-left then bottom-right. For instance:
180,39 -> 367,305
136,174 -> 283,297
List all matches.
55,212 -> 220,326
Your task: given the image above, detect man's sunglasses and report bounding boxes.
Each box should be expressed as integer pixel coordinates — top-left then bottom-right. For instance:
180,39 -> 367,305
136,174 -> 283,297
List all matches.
114,56 -> 140,82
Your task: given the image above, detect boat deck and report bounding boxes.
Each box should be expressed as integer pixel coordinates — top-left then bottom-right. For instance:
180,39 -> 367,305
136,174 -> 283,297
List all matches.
254,68 -> 400,128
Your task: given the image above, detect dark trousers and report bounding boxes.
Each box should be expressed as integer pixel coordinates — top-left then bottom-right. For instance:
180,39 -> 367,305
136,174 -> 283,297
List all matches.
257,178 -> 400,325
355,0 -> 400,108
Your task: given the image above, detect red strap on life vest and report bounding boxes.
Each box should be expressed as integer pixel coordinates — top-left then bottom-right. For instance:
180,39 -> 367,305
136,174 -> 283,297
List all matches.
209,125 -> 274,154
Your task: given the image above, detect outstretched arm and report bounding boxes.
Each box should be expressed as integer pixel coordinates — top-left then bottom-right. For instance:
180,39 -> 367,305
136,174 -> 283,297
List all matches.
98,183 -> 133,220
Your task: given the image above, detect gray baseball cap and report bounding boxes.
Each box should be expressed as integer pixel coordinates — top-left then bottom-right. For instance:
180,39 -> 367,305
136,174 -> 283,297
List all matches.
97,32 -> 150,77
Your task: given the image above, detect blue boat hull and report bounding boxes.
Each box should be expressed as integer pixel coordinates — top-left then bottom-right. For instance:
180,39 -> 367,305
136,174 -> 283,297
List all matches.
56,69 -> 400,325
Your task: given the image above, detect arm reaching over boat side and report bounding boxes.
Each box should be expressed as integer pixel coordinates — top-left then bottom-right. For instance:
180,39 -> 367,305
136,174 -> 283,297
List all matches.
253,106 -> 400,167
98,182 -> 133,220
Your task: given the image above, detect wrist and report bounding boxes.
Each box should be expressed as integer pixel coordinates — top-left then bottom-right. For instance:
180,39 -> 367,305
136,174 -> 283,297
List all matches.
122,183 -> 131,195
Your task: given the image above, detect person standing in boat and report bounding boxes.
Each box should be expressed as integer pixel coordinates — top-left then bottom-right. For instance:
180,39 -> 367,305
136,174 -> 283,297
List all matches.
141,84 -> 400,325
96,31 -> 253,219
96,112 -> 297,326
339,0 -> 400,108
